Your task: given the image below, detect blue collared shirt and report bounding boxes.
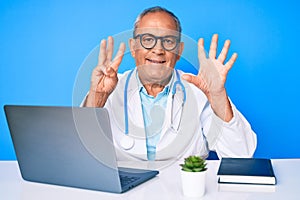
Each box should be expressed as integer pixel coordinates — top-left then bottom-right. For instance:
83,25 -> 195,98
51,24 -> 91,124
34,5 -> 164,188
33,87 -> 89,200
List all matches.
136,72 -> 175,160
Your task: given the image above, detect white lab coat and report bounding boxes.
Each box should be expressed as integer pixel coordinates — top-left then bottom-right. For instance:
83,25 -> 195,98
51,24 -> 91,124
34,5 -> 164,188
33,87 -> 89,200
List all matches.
82,68 -> 257,162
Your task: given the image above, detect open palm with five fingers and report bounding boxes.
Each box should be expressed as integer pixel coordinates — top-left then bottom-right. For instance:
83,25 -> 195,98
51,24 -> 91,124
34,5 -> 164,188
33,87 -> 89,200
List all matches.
182,34 -> 237,121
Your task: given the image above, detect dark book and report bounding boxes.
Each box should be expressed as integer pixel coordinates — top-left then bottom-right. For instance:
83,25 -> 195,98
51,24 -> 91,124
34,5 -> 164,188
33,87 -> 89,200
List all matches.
217,158 -> 276,185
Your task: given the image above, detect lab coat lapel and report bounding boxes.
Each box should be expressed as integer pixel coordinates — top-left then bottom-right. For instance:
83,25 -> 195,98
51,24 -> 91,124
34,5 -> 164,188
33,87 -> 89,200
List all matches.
156,79 -> 200,160
158,73 -> 183,150
127,74 -> 144,127
126,69 -> 147,158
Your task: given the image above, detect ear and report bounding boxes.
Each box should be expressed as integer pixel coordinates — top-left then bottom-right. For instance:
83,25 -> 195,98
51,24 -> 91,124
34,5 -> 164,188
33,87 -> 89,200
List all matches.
129,38 -> 136,58
176,42 -> 184,61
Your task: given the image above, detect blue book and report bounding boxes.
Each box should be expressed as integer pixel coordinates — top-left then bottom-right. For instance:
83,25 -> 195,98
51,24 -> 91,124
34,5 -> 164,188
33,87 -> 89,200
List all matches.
217,158 -> 276,185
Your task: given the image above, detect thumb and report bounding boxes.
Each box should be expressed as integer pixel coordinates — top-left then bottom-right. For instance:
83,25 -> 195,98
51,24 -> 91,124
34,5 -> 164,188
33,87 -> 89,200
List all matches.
181,74 -> 194,83
182,74 -> 202,89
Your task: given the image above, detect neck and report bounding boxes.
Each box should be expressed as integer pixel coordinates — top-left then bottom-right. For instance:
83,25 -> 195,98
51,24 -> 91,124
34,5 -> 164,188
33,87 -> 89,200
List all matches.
139,73 -> 172,97
143,84 -> 165,97
137,68 -> 174,97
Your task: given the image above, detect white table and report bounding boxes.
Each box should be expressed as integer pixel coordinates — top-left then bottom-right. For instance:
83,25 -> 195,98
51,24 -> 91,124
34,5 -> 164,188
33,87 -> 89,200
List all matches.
1,159 -> 300,200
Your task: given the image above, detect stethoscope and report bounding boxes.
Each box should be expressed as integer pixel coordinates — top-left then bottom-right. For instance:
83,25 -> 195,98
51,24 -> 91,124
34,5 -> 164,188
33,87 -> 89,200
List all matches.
120,69 -> 187,151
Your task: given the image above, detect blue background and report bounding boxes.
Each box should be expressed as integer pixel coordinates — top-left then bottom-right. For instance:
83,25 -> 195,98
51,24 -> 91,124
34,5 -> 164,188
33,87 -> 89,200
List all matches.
1,0 -> 299,160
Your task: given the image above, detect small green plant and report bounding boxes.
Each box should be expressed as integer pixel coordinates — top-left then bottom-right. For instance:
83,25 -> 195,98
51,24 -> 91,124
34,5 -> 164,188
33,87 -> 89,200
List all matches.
180,155 -> 207,172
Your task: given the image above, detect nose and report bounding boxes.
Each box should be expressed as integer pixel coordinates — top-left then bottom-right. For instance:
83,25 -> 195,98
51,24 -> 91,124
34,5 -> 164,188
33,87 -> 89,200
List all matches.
151,40 -> 165,54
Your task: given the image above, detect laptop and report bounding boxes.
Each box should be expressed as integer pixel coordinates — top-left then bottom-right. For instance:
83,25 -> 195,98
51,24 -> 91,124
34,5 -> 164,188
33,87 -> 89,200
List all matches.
4,105 -> 159,193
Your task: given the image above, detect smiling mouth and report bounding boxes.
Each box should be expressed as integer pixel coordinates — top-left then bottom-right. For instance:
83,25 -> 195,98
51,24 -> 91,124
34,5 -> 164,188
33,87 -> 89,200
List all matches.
146,58 -> 166,64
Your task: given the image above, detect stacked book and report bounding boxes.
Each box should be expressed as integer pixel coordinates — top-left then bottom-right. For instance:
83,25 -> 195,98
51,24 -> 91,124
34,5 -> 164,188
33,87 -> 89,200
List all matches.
217,158 -> 276,185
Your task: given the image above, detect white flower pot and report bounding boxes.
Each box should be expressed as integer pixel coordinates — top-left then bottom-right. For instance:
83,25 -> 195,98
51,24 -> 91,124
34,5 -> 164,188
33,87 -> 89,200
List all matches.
180,170 -> 207,197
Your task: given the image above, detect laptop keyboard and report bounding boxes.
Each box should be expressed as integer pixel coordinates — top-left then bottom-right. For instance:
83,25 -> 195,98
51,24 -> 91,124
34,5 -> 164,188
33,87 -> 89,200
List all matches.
119,175 -> 141,187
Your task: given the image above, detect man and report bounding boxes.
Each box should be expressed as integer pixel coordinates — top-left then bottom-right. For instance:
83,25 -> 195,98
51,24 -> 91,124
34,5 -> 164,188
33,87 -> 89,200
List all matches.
82,6 -> 257,161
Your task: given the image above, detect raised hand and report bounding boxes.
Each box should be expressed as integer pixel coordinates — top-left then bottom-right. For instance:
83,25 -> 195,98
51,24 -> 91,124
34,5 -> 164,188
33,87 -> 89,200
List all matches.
86,36 -> 125,107
182,34 -> 237,121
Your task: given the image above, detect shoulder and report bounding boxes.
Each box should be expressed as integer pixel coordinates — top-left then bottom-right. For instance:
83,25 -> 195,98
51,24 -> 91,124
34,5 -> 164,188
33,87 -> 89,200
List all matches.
117,69 -> 136,84
117,69 -> 133,79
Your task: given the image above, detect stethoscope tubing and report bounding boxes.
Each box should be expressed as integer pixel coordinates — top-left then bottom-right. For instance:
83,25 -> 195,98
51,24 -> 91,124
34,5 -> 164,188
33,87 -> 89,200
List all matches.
123,69 -> 135,135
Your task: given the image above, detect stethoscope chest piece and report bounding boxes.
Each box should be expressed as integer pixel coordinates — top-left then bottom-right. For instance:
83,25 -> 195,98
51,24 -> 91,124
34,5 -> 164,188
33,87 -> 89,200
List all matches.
120,135 -> 135,150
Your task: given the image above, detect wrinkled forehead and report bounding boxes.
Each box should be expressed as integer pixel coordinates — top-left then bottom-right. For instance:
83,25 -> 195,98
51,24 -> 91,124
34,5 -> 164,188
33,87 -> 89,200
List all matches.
135,27 -> 180,37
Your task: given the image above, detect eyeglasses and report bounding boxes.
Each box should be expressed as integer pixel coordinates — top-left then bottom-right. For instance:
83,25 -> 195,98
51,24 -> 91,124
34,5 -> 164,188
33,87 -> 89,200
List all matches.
134,33 -> 180,51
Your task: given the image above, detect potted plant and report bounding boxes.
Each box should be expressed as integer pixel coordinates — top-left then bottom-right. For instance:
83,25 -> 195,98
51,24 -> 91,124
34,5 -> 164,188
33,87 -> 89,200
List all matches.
180,155 -> 207,197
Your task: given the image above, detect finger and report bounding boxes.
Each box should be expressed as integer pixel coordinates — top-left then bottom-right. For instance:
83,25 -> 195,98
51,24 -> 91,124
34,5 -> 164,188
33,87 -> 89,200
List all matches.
182,74 -> 200,88
98,39 -> 107,66
104,66 -> 118,78
225,53 -> 238,71
94,65 -> 106,76
111,42 -> 126,71
106,36 -> 114,63
96,65 -> 111,86
198,38 -> 206,62
95,64 -> 115,77
218,39 -> 230,64
209,34 -> 218,59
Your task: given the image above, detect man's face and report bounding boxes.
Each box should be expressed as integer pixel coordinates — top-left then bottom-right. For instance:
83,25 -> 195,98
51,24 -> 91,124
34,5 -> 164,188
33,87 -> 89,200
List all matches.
129,11 -> 184,85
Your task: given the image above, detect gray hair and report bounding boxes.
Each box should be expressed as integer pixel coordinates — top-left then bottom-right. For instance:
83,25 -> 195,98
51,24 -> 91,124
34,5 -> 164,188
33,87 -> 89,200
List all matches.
133,6 -> 182,40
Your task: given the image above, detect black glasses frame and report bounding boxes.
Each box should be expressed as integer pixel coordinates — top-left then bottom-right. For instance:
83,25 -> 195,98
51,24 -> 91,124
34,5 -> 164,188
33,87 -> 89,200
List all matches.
134,33 -> 180,51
